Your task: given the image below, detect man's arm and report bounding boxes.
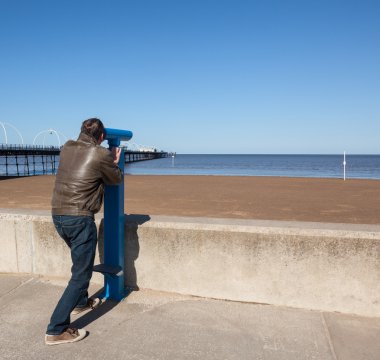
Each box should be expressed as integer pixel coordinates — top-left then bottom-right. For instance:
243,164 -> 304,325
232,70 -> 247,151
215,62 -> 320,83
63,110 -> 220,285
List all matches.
99,147 -> 123,185
112,147 -> 122,165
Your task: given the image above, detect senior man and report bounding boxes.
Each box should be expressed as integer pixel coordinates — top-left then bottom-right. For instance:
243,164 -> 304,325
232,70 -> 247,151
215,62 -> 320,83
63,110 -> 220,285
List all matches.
45,118 -> 122,345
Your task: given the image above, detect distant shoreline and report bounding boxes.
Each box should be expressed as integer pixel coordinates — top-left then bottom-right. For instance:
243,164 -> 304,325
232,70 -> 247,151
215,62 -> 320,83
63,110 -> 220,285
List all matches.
125,173 -> 380,181
2,153 -> 380,179
125,154 -> 380,179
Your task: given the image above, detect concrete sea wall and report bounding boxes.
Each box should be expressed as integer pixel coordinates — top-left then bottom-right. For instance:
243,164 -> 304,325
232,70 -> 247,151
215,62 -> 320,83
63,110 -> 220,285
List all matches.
1,209 -> 379,317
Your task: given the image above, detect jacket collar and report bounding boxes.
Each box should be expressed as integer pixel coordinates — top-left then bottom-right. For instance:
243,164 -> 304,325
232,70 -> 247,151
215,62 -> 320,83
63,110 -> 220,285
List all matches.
78,132 -> 98,146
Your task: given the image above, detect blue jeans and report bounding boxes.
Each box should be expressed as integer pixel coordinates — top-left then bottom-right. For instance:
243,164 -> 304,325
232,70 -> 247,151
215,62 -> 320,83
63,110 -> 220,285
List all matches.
46,215 -> 97,335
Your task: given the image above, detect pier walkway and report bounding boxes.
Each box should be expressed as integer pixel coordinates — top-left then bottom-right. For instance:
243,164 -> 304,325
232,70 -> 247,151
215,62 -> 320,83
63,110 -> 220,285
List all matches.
0,144 -> 169,176
1,273 -> 379,360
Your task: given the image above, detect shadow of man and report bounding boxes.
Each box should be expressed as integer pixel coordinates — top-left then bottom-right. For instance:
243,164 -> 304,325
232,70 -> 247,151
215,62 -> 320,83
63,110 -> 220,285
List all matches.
123,214 -> 151,291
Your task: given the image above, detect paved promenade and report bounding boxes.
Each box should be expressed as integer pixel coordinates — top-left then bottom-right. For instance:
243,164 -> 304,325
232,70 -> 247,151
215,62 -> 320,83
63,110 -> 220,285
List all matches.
1,274 -> 379,360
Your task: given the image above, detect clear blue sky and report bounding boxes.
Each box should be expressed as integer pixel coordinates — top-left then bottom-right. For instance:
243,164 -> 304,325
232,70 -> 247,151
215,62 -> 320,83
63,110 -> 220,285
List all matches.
0,0 -> 379,154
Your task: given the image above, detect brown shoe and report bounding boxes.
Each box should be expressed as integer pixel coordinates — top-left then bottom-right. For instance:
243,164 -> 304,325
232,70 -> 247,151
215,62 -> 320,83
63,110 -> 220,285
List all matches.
71,298 -> 101,315
45,328 -> 87,345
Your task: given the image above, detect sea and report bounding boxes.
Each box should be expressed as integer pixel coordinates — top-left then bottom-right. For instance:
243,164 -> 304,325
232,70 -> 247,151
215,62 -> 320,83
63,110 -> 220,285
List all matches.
1,154 -> 380,179
125,154 -> 380,180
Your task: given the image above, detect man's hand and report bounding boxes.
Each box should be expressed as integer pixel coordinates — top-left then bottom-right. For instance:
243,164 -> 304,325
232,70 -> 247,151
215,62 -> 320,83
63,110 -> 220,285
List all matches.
111,147 -> 122,165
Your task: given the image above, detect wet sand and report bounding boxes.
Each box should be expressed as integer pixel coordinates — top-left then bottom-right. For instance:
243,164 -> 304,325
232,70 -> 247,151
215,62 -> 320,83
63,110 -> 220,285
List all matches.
0,175 -> 379,224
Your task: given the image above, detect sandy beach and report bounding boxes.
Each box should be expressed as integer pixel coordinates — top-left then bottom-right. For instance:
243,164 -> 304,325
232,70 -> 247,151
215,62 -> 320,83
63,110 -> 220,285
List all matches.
0,175 -> 379,224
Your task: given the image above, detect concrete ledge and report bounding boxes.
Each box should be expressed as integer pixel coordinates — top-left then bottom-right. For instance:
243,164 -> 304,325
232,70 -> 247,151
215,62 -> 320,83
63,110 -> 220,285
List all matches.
0,209 -> 379,317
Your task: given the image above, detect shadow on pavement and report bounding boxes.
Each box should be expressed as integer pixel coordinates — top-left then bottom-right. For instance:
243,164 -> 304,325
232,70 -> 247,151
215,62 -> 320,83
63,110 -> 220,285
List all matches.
70,288 -> 120,329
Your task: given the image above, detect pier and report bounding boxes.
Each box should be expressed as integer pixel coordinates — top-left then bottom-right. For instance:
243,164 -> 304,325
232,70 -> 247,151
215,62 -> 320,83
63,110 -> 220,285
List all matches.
0,144 -> 60,176
0,144 -> 170,177
124,149 -> 170,163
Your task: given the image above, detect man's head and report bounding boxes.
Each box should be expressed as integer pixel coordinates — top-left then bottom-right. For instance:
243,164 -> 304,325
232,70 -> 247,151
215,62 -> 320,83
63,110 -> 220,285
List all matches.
81,118 -> 105,144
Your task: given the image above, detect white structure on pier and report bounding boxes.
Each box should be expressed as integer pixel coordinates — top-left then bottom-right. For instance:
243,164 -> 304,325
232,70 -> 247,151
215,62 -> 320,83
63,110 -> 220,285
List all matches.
0,122 -> 24,145
33,129 -> 68,147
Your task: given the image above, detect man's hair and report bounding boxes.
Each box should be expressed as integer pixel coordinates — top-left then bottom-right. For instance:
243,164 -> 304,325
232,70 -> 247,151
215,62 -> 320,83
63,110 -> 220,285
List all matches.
81,118 -> 105,141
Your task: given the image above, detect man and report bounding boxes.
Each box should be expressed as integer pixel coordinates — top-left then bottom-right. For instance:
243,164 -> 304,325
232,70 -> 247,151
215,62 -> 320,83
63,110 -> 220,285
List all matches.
45,118 -> 122,345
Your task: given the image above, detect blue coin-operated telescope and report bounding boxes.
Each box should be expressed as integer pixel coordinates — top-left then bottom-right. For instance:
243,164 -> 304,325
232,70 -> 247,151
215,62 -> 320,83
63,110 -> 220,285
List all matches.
93,127 -> 133,301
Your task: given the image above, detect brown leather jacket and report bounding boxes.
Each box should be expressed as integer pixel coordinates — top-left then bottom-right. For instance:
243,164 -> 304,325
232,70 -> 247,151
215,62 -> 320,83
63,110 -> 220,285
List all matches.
51,132 -> 123,217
